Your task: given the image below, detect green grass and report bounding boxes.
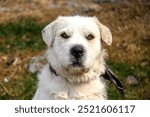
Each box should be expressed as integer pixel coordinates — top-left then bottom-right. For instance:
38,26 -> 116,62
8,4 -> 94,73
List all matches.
107,60 -> 150,100
0,20 -> 149,100
0,20 -> 46,53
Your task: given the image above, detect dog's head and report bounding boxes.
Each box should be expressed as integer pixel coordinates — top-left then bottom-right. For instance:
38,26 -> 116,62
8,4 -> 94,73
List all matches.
42,16 -> 112,76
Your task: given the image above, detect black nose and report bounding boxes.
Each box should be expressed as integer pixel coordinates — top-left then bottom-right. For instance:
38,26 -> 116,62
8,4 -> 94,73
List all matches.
70,45 -> 84,59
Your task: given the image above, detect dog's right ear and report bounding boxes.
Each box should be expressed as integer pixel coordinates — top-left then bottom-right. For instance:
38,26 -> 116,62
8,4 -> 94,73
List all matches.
42,21 -> 56,47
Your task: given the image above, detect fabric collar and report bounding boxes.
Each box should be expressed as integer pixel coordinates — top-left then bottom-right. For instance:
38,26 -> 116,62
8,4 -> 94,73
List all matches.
49,63 -> 58,76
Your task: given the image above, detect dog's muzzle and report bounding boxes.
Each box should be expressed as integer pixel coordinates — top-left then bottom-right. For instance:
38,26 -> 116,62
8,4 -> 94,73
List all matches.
70,45 -> 85,67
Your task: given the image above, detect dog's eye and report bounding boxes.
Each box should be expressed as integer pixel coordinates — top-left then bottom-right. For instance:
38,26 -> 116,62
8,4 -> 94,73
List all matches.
60,32 -> 70,39
86,34 -> 94,40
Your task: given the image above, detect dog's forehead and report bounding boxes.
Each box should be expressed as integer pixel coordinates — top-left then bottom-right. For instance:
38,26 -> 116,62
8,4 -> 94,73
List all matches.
55,16 -> 99,30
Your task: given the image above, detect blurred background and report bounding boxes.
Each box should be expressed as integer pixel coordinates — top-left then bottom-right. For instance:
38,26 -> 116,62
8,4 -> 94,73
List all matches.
0,0 -> 149,99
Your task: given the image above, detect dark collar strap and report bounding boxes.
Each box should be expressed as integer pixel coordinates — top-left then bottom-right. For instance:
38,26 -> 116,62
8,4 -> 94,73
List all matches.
49,63 -> 58,76
101,68 -> 125,97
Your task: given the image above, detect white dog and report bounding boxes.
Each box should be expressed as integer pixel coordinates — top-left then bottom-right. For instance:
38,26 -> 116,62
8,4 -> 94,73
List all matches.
33,16 -> 112,100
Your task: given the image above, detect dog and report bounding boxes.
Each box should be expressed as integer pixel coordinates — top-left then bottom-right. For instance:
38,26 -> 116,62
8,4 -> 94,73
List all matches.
33,16 -> 113,100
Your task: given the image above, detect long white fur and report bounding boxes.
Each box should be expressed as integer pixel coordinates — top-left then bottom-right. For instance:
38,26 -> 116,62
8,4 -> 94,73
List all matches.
33,16 -> 112,100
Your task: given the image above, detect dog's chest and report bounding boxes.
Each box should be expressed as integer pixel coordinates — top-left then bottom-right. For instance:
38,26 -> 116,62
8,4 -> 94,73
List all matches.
46,76 -> 105,100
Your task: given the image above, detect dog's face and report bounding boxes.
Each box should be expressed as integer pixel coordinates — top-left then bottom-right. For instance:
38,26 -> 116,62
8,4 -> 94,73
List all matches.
42,16 -> 112,75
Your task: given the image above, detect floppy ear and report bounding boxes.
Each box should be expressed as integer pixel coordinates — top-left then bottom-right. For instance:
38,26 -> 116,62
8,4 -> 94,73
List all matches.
42,21 -> 56,47
93,17 -> 112,46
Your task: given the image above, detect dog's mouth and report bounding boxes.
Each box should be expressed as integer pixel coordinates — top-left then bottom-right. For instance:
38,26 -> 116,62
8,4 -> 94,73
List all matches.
71,61 -> 83,68
63,61 -> 89,75
70,57 -> 84,68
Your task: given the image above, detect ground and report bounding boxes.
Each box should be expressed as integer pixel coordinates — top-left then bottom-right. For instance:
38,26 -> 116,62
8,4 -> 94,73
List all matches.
0,0 -> 150,99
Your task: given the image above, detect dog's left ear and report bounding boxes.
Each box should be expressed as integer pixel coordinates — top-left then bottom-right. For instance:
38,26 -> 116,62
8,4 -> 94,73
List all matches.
93,17 -> 112,46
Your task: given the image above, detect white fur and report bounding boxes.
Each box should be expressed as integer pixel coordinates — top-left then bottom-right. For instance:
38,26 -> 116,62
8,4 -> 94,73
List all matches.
33,16 -> 112,100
